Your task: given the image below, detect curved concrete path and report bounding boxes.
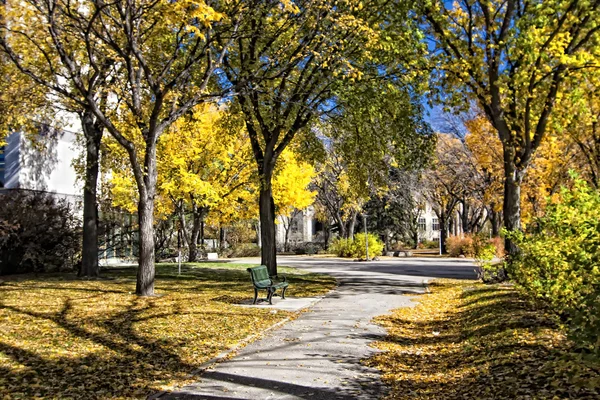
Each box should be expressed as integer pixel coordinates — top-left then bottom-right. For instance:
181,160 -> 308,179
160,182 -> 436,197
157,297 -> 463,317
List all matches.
160,257 -> 477,400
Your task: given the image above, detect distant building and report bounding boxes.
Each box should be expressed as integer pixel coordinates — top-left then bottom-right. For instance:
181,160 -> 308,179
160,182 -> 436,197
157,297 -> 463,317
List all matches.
0,126 -> 82,210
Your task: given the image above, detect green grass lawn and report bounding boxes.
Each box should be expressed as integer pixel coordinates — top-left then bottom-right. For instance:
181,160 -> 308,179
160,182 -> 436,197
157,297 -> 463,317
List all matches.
0,263 -> 335,399
367,280 -> 600,399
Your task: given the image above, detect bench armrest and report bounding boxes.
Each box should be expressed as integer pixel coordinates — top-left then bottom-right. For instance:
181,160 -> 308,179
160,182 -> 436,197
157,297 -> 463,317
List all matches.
270,274 -> 286,283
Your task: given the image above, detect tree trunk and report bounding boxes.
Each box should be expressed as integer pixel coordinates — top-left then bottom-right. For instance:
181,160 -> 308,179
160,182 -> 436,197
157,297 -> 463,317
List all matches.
439,215 -> 448,254
136,195 -> 155,296
490,204 -> 501,237
334,212 -> 346,239
200,218 -> 205,251
347,211 -> 358,239
259,184 -> 278,276
461,200 -> 470,234
188,207 -> 202,262
284,217 -> 292,252
79,111 -> 102,278
503,147 -> 524,257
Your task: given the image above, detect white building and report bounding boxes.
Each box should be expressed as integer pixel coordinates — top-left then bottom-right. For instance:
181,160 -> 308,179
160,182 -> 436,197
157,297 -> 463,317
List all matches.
0,126 -> 82,209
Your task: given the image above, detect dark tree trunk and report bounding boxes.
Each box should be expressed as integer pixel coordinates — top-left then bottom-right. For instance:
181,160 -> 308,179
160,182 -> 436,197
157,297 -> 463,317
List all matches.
219,226 -> 227,252
323,221 -> 331,246
490,204 -> 501,237
284,218 -> 292,252
188,207 -> 203,262
136,195 -> 155,296
200,218 -> 205,250
461,200 -> 470,234
79,111 -> 102,278
259,184 -> 277,276
334,212 -> 346,239
439,215 -> 448,254
502,147 -> 524,257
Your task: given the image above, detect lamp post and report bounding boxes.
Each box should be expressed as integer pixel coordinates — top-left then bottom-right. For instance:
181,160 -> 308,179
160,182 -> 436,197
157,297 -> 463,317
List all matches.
363,213 -> 369,261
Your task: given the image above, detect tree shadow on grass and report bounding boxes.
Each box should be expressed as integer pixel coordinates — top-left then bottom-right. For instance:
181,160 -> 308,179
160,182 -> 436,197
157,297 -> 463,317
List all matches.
369,285 -> 600,400
0,268 -> 309,399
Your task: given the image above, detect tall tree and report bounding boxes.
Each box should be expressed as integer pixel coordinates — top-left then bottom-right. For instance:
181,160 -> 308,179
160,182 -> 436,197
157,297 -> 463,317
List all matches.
272,148 -> 316,252
1,0 -> 241,295
419,0 -> 600,255
423,134 -> 469,253
218,0 -> 423,275
1,5 -> 108,278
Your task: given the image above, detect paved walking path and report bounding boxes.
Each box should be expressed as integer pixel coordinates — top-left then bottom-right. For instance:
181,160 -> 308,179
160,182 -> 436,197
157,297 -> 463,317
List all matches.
160,257 -> 477,399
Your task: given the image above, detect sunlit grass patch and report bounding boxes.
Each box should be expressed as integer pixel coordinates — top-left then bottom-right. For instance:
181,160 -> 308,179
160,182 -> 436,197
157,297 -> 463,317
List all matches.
0,263 -> 335,399
367,280 -> 600,399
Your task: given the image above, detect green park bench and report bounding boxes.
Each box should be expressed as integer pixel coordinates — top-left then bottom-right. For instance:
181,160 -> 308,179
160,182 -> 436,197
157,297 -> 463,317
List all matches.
246,265 -> 289,305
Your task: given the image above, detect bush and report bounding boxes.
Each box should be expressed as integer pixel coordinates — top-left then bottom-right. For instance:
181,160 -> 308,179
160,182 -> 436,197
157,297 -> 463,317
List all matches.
292,242 -> 325,255
489,236 -> 505,258
329,233 -> 384,259
0,190 -> 81,275
506,177 -> 600,355
446,234 -> 504,260
446,235 -> 475,257
225,243 -> 261,258
418,240 -> 439,249
328,237 -> 355,258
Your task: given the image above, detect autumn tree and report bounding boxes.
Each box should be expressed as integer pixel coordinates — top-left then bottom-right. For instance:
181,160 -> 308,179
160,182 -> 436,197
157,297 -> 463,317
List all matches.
317,80 -> 434,242
0,2 -> 112,278
1,0 -> 242,295
273,149 -> 316,252
558,72 -> 600,188
422,135 -> 469,253
363,170 -> 424,250
218,0 -> 424,275
464,115 -> 505,235
314,148 -> 366,239
419,0 -> 600,255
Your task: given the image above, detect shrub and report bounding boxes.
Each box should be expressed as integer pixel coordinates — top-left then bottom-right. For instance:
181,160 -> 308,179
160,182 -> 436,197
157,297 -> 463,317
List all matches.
0,190 -> 81,275
353,233 -> 384,259
489,236 -> 505,258
328,237 -> 355,258
225,243 -> 261,258
292,242 -> 325,255
329,234 -> 384,259
446,235 -> 475,257
418,240 -> 439,249
506,177 -> 600,355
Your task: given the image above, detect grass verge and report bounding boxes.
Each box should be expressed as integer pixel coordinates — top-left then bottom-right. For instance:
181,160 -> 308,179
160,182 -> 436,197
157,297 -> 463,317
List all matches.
367,280 -> 600,399
0,263 -> 335,399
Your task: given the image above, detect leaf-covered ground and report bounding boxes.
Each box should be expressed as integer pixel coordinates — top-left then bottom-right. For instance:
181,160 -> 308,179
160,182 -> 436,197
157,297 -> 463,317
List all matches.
367,280 -> 600,399
0,263 -> 335,399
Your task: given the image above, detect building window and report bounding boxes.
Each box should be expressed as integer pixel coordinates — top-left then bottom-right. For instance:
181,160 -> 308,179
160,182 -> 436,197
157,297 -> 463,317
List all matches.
418,217 -> 426,231
432,218 -> 439,231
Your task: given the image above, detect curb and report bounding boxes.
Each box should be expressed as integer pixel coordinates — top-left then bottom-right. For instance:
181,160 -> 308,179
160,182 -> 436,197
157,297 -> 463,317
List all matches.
147,294 -> 329,400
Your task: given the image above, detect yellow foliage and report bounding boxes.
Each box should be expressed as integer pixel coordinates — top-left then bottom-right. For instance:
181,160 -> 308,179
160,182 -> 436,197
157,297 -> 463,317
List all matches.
272,149 -> 317,217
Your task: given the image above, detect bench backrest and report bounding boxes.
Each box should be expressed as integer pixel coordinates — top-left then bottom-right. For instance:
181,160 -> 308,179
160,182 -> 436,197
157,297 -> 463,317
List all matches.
247,265 -> 271,288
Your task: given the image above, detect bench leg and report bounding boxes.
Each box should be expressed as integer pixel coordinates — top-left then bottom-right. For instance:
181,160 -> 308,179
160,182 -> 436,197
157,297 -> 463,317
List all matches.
267,288 -> 274,305
281,286 -> 287,299
252,288 -> 259,305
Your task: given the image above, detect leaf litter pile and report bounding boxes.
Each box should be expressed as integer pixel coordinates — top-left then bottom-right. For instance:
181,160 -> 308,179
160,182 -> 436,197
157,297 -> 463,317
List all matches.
367,280 -> 600,399
0,263 -> 335,399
